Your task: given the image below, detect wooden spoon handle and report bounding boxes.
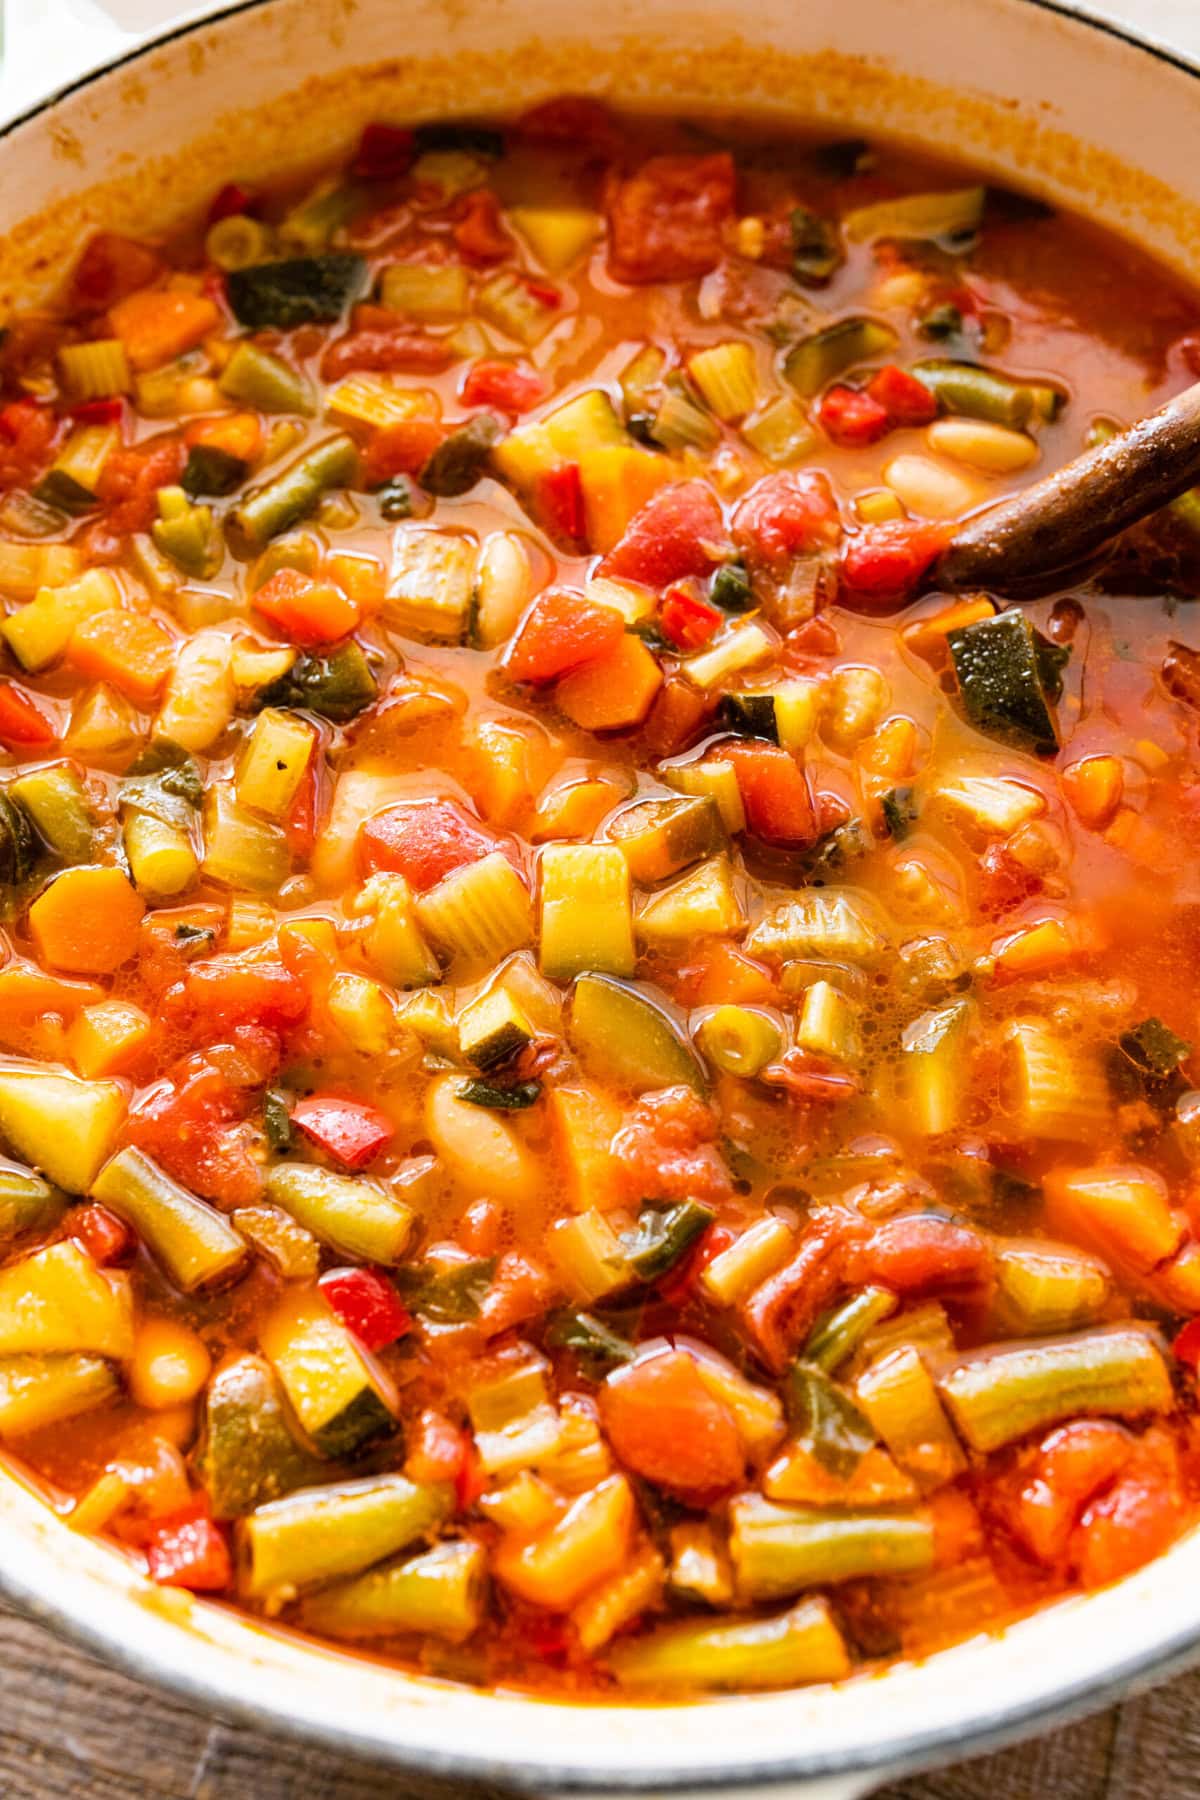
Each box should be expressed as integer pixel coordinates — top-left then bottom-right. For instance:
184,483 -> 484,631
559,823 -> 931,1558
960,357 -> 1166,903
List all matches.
935,380 -> 1200,592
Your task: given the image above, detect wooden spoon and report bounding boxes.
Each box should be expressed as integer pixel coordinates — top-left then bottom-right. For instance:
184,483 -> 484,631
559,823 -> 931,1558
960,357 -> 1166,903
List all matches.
935,381 -> 1200,592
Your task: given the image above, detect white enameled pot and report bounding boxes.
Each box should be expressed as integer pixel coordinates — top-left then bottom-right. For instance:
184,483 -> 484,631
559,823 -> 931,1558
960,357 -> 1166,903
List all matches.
3,2 -> 1200,1792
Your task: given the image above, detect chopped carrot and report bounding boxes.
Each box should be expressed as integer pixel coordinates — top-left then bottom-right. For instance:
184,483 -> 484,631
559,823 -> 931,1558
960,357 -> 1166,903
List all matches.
68,610 -> 175,703
901,597 -> 996,670
555,632 -> 663,731
0,965 -> 105,1058
577,446 -> 674,553
1061,754 -> 1123,830
547,1084 -> 624,1212
673,941 -> 777,1007
186,412 -> 263,463
991,916 -> 1077,979
324,551 -> 386,611
108,289 -> 221,371
600,1348 -> 745,1494
28,866 -> 146,975
856,713 -> 920,827
253,569 -> 361,645
67,998 -> 152,1077
1044,1164 -> 1183,1272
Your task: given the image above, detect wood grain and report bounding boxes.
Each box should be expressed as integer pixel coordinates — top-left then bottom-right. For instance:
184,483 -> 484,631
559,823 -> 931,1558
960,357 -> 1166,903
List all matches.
0,1600 -> 1195,1800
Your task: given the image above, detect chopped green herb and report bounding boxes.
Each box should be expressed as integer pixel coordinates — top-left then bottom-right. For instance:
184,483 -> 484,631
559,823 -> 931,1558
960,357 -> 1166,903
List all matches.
880,786 -> 919,840
264,1088 -> 295,1152
785,1362 -> 877,1477
621,1200 -> 714,1284
709,559 -> 753,612
457,1078 -> 542,1111
399,1256 -> 497,1322
545,1309 -> 637,1375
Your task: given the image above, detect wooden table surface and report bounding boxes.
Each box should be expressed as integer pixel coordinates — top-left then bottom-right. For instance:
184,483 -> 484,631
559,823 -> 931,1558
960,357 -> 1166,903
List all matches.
4,1599 -> 1199,1800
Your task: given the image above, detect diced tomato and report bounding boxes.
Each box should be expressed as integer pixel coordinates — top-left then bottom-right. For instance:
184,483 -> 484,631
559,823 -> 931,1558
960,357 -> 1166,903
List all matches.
361,418 -> 445,486
977,842 -> 1044,916
732,470 -> 841,570
128,1054 -> 267,1208
454,190 -> 513,263
70,1203 -> 134,1266
284,757 -> 324,861
180,958 -> 309,1033
522,277 -> 561,311
847,1213 -> 992,1300
291,1094 -> 394,1169
319,1266 -> 411,1347
785,614 -> 842,667
606,153 -> 736,283
477,1249 -> 556,1338
1174,1317 -> 1200,1367
516,95 -> 618,150
70,231 -> 162,311
505,588 -> 624,685
840,520 -> 948,611
145,1501 -> 232,1592
460,359 -> 546,414
87,436 -> 189,556
320,325 -> 454,382
723,741 -> 817,845
613,1086 -> 733,1205
70,395 -> 126,427
1072,1439 -> 1186,1589
657,1223 -> 737,1308
0,397 -> 56,491
252,567 -> 361,645
407,1408 -> 470,1489
0,681 -> 56,750
601,1348 -> 744,1493
360,796 -> 522,890
351,122 -> 415,181
659,582 -> 723,650
1010,1421 -> 1134,1564
817,384 -> 891,447
601,481 -> 726,589
207,182 -> 256,224
866,363 -> 939,428
536,463 -> 586,541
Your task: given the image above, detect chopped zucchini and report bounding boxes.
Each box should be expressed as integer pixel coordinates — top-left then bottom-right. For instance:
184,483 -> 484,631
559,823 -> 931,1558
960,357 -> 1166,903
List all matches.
855,1346 -> 966,1490
258,640 -> 377,723
181,444 -> 248,497
467,1349 -> 564,1476
152,486 -> 222,580
650,382 -> 720,452
610,1597 -> 850,1691
539,844 -> 635,981
661,760 -> 746,834
636,855 -> 746,947
0,1353 -> 117,1436
843,187 -> 986,244
569,974 -> 704,1093
91,1147 -> 248,1291
938,1326 -> 1173,1453
2,568 -> 120,672
218,340 -> 314,415
225,255 -> 367,328
742,394 -> 818,466
260,1289 -> 397,1459
0,1066 -> 125,1194
236,709 -> 316,819
993,1241 -> 1111,1335
240,1472 -> 451,1598
304,1538 -> 487,1642
199,1351 -> 328,1518
606,797 -> 727,885
384,529 -> 478,641
415,851 -> 534,967
9,765 -> 93,863
202,785 -> 290,892
783,318 -> 899,397
900,998 -> 973,1137
721,681 -> 822,751
729,1493 -> 934,1598
947,608 -> 1065,755
264,1164 -> 413,1265
359,874 -> 441,989
0,1240 -> 132,1358
457,985 -> 535,1069
546,1209 -> 632,1304
0,1163 -> 64,1243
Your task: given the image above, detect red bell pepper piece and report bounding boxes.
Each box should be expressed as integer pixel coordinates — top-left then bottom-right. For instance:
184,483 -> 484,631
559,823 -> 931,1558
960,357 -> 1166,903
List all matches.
1174,1317 -> 1200,1367
723,741 -> 817,845
252,567 -> 360,645
70,395 -> 126,427
0,681 -> 56,750
145,1501 -> 232,1592
659,582 -> 723,650
319,1266 -> 412,1350
602,481 -> 726,589
291,1094 -> 395,1170
516,95 -> 619,151
840,520 -> 948,611
866,363 -> 939,427
522,276 -> 562,310
537,463 -> 586,541
207,182 -> 255,224
505,589 -> 624,685
460,359 -> 546,414
351,122 -> 415,181
70,1204 -> 134,1267
816,383 -> 891,447
359,796 -> 521,890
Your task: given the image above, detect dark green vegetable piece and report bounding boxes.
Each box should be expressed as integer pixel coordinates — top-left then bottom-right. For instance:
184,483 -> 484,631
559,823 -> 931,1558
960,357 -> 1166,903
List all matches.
810,138 -> 871,179
621,1200 -> 714,1284
710,560 -> 754,613
545,1310 -> 637,1376
880,786 -> 919,840
785,1363 -> 877,1478
413,122 -> 504,158
120,740 -> 203,829
226,255 -> 367,328
916,302 -> 966,342
803,1287 -> 894,1374
458,1078 -> 542,1111
182,444 -> 248,498
32,471 -> 97,515
199,1351 -> 329,1518
173,923 -> 218,956
259,640 -> 378,722
1120,1017 -> 1192,1078
374,476 -> 415,521
790,207 -> 842,284
912,359 -> 1063,427
398,1256 -> 496,1323
420,414 -> 502,497
0,792 -> 36,887
806,817 -> 873,880
721,693 -> 778,741
946,607 -> 1066,755
264,1088 -> 295,1153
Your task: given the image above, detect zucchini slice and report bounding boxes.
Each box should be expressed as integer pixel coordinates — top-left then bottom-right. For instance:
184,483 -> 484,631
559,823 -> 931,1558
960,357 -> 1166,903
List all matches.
260,1290 -> 398,1459
947,607 -> 1066,755
198,1352 -> 329,1519
569,974 -> 704,1093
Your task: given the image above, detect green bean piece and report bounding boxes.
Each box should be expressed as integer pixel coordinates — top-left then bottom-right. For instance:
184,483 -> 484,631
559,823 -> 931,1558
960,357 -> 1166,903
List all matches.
230,434 -> 360,552
91,1146 -> 248,1291
239,1473 -> 452,1598
218,341 -> 315,416
609,1597 -> 851,1691
264,1163 -> 414,1265
621,1200 -> 715,1283
804,1290 -> 899,1378
0,1164 -> 64,1244
695,1005 -> 783,1078
302,1539 -> 486,1642
783,317 -> 899,397
913,359 -> 1064,427
258,639 -> 377,722
938,1326 -> 1174,1453
790,206 -> 843,284
152,486 -> 223,579
729,1493 -> 935,1599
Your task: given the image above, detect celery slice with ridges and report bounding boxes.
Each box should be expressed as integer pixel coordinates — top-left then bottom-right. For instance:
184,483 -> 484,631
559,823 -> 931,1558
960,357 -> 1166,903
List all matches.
938,1326 -> 1173,1453
239,1473 -> 451,1597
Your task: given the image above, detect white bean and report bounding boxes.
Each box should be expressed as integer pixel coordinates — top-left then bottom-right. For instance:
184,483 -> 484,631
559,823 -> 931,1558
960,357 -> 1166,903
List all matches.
926,417 -> 1039,474
883,452 -> 985,520
474,531 -> 534,648
425,1073 -> 538,1205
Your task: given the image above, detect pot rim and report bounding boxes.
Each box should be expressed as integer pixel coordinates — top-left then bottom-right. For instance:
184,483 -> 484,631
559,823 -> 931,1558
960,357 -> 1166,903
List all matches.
3,0 -> 1200,1788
